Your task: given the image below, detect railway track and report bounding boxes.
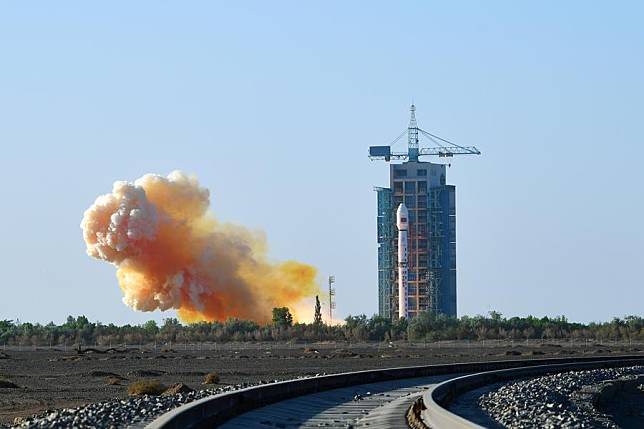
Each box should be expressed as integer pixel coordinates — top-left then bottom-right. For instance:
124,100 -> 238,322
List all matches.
146,355 -> 644,429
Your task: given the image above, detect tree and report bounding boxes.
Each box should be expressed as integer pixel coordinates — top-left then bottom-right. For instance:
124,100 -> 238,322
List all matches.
76,315 -> 90,329
143,320 -> 159,336
0,320 -> 13,331
160,318 -> 181,342
314,296 -> 323,326
272,307 -> 293,328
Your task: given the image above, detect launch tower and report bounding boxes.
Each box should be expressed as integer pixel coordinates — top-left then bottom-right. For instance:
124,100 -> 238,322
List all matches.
371,105 -> 480,319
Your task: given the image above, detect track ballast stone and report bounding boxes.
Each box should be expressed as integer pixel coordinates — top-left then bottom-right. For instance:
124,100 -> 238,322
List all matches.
5,377 -> 314,429
479,365 -> 644,428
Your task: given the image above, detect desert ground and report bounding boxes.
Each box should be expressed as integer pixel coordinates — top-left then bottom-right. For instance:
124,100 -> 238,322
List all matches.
0,341 -> 641,425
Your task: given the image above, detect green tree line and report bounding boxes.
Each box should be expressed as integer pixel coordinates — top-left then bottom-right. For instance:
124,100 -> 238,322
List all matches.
1,311 -> 644,346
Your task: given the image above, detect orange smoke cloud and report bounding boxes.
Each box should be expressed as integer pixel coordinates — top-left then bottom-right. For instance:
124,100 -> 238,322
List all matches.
81,171 -> 319,323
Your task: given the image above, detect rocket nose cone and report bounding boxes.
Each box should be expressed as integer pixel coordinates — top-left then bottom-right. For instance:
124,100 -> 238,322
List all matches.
396,203 -> 408,218
396,203 -> 409,230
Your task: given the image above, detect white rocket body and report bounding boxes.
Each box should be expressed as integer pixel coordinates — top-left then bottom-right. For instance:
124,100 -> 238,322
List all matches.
396,203 -> 409,319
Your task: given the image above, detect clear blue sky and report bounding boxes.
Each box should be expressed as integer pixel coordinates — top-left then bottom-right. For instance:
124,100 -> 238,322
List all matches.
1,2 -> 642,325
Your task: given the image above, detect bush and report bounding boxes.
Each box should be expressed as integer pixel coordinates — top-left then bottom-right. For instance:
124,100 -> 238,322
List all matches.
203,372 -> 220,384
128,380 -> 166,396
163,383 -> 194,396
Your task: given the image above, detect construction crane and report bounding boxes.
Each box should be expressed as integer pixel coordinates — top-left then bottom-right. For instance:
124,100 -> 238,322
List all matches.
368,104 -> 481,162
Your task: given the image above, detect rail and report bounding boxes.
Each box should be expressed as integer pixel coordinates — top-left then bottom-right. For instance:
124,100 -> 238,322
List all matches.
146,355 -> 644,429
421,356 -> 644,428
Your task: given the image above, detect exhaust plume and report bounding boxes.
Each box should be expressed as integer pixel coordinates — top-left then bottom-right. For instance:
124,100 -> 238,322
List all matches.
81,171 -> 319,323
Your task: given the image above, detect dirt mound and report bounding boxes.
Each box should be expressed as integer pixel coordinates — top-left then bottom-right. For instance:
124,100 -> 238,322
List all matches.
329,349 -> 360,358
105,377 -> 122,385
77,347 -> 129,355
60,355 -> 86,362
176,371 -> 207,377
89,370 -> 126,379
0,380 -> 19,389
127,369 -> 166,377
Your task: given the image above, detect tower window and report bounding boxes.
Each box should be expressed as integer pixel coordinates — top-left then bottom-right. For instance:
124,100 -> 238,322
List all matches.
407,298 -> 417,310
417,169 -> 427,176
394,169 -> 407,178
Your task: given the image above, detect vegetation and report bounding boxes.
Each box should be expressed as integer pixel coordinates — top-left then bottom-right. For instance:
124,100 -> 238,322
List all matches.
127,380 -> 166,396
314,296 -> 323,326
1,311 -> 644,346
203,372 -> 220,384
271,307 -> 293,328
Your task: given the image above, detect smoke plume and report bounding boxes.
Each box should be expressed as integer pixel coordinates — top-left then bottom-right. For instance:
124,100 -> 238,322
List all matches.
81,171 -> 319,323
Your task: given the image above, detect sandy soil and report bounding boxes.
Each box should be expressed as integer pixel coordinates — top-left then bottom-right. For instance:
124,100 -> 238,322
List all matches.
0,342 -> 641,425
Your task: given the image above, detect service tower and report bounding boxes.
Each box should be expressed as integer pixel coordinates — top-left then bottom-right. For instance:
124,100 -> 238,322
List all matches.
370,105 -> 480,319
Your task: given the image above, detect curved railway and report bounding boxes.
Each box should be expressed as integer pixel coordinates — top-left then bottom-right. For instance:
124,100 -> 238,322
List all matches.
146,355 -> 644,429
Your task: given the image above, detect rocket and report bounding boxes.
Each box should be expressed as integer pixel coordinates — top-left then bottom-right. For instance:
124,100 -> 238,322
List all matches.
396,203 -> 409,319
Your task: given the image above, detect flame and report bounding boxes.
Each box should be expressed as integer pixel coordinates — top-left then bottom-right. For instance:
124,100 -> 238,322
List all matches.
81,171 -> 319,323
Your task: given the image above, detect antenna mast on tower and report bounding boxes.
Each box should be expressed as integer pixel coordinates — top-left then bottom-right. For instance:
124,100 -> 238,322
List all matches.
328,275 -> 336,322
408,104 -> 419,161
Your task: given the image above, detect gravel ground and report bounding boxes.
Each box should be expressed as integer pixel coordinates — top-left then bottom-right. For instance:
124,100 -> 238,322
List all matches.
479,365 -> 644,428
4,378 -> 306,429
1,344 -> 641,428
3,342 -> 628,426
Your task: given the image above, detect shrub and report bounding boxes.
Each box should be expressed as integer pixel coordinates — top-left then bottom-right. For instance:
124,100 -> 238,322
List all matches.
203,372 -> 220,384
128,380 -> 166,396
163,383 -> 194,395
